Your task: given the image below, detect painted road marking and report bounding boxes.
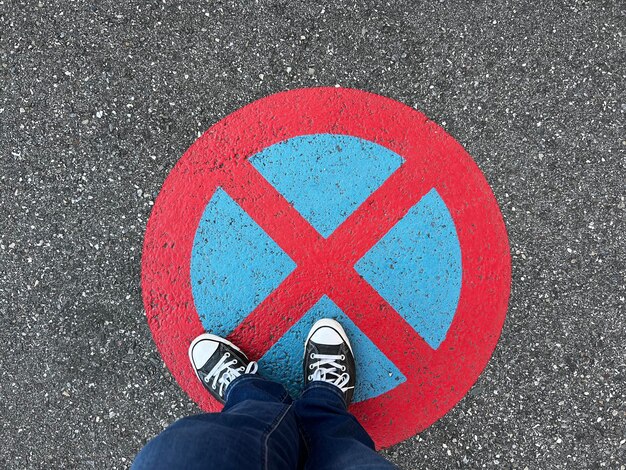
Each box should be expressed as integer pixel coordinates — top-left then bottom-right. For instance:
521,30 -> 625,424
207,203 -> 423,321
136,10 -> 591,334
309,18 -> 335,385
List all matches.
142,88 -> 511,449
249,134 -> 403,237
191,133 -> 461,401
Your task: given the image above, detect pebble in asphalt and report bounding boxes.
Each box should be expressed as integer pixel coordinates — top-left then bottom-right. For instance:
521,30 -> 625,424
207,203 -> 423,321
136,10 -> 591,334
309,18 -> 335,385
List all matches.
0,0 -> 624,468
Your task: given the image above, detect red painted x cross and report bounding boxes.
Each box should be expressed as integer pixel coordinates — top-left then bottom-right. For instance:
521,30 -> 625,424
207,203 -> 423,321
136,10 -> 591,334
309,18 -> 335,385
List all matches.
222,156 -> 436,377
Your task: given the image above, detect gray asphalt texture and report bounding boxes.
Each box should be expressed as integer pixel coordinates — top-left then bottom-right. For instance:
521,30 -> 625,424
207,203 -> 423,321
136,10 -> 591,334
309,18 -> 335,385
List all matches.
1,0 -> 625,468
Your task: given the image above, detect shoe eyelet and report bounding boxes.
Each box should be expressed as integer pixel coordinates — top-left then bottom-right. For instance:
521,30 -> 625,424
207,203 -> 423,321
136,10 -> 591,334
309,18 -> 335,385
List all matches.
310,353 -> 315,359
340,355 -> 345,360
308,375 -> 312,380
309,364 -> 314,369
341,366 -> 346,371
224,352 -> 230,358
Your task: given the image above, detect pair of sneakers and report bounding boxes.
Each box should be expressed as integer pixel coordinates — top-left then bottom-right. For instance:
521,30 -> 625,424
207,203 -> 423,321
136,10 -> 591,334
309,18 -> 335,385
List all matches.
189,319 -> 356,405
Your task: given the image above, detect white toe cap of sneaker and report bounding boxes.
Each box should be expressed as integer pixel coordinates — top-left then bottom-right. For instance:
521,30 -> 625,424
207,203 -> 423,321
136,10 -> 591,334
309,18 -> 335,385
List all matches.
310,326 -> 344,346
191,340 -> 218,368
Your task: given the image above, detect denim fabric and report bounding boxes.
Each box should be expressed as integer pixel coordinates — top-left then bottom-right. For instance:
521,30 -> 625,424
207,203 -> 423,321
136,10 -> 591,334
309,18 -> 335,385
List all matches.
132,375 -> 397,470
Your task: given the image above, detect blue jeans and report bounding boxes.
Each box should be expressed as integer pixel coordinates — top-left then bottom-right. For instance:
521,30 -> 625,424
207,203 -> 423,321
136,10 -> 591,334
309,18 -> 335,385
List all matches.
133,375 -> 398,469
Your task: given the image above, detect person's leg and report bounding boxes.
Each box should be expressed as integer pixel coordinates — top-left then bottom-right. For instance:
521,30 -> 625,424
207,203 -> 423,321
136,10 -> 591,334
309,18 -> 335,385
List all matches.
133,334 -> 302,470
295,319 -> 398,470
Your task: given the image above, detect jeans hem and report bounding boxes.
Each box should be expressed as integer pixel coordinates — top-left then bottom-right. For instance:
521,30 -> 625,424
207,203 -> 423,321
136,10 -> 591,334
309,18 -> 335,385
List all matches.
301,381 -> 348,408
225,374 -> 259,401
225,374 -> 292,404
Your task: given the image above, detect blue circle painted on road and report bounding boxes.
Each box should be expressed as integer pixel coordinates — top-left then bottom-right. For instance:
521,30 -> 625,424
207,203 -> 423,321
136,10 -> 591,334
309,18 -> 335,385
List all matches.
190,133 -> 462,402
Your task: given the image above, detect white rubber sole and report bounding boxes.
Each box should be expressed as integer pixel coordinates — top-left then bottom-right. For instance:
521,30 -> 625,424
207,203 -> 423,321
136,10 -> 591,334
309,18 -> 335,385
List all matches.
188,333 -> 244,381
304,318 -> 354,354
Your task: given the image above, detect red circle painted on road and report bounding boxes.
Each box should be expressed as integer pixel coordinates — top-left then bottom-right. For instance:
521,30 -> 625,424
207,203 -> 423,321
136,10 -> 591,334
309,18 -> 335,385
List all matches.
141,87 -> 511,449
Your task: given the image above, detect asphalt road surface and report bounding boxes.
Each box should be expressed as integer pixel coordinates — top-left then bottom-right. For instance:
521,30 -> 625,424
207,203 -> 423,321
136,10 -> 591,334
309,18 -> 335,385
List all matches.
1,0 -> 624,468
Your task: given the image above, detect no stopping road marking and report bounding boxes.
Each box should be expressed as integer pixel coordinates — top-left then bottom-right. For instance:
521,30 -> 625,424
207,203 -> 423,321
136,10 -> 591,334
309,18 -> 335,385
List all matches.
142,87 -> 511,448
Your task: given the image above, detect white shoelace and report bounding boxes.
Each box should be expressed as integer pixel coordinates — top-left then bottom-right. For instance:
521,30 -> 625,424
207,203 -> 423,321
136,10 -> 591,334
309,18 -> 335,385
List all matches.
308,353 -> 353,393
204,352 -> 258,396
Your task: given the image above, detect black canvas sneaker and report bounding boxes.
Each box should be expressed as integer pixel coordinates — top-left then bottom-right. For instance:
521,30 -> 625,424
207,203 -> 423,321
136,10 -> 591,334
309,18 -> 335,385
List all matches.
304,319 -> 356,405
189,333 -> 258,404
